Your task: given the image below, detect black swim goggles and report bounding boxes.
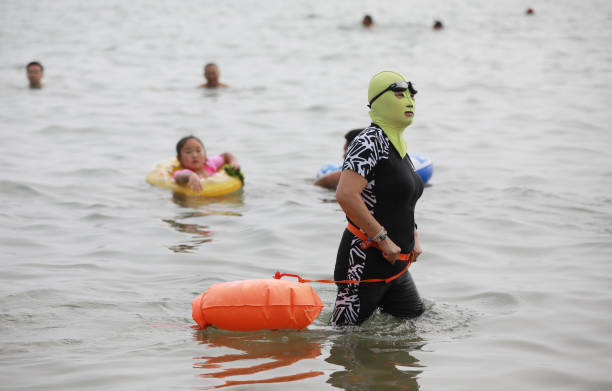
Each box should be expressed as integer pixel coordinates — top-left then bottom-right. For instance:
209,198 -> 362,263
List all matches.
368,81 -> 417,108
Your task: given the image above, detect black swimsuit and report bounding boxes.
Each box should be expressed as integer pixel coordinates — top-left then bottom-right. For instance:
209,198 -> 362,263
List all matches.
330,124 -> 424,326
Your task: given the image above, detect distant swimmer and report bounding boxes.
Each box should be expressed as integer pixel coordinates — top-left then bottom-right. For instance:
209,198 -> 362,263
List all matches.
314,129 -> 362,189
199,63 -> 228,88
362,14 -> 374,29
26,61 -> 44,89
526,8 -> 534,15
432,20 -> 444,30
173,135 -> 239,192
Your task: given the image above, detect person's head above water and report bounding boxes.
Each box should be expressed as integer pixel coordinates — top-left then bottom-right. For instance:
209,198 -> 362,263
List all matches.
433,20 -> 444,30
342,128 -> 363,158
345,129 -> 362,145
367,71 -> 417,157
204,63 -> 219,82
26,61 -> 44,89
344,129 -> 362,155
176,135 -> 207,170
201,63 -> 228,88
362,14 -> 373,28
313,128 -> 365,188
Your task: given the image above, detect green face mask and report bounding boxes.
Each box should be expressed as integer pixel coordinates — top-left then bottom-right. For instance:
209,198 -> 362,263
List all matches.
368,71 -> 416,157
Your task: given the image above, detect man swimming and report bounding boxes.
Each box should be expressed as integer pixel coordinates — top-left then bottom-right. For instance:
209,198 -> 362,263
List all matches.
199,63 -> 228,88
26,61 -> 44,89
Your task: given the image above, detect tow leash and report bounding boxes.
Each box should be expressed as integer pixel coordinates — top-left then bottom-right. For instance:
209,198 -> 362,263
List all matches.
273,223 -> 415,284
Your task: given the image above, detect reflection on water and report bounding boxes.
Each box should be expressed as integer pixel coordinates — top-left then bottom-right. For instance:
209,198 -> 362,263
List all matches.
193,329 -> 324,389
171,191 -> 244,210
326,330 -> 424,391
320,196 -> 338,204
163,219 -> 212,253
176,210 -> 242,218
164,192 -> 243,253
322,301 -> 472,390
191,309 -> 435,390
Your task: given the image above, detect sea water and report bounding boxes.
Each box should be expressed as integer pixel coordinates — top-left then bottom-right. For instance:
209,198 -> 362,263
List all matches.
1,0 -> 611,390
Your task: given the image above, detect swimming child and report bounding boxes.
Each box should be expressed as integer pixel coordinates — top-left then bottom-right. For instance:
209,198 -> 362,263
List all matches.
173,135 -> 240,192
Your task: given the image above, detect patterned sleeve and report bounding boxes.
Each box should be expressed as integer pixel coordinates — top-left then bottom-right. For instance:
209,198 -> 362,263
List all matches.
342,127 -> 389,179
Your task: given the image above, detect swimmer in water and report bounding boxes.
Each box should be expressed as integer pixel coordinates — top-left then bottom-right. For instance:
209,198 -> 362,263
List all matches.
199,63 -> 228,88
173,135 -> 239,192
362,14 -> 373,29
433,20 -> 444,30
26,61 -> 44,89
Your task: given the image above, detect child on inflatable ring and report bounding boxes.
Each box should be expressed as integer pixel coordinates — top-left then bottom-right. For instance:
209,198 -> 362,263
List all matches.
173,135 -> 240,193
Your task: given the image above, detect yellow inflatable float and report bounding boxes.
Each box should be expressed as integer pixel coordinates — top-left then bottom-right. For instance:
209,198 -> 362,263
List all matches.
146,157 -> 243,197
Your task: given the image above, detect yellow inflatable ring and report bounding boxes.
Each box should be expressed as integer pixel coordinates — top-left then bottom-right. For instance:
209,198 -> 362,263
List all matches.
146,157 -> 243,197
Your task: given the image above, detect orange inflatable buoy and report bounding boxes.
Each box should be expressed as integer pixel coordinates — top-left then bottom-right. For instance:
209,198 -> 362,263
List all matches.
192,279 -> 324,331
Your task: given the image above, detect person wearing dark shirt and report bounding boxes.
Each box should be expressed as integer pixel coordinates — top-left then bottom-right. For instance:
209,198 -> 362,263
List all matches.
331,71 -> 424,326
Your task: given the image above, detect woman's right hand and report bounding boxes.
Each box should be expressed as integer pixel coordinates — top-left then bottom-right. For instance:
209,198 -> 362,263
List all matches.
187,173 -> 203,192
379,237 -> 401,264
